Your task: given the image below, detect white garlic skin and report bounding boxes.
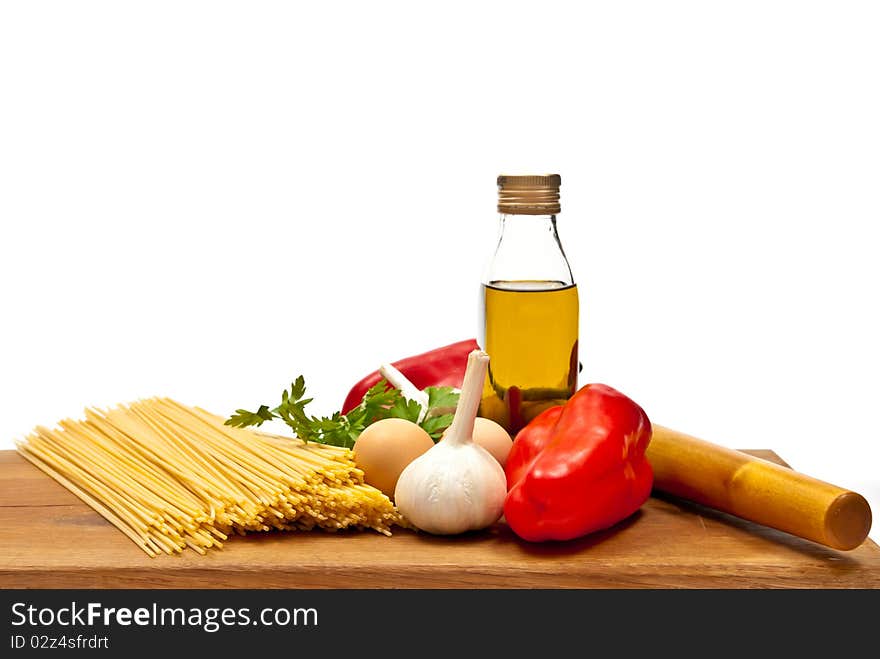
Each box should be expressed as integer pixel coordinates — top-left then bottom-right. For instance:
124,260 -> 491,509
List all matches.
394,440 -> 507,535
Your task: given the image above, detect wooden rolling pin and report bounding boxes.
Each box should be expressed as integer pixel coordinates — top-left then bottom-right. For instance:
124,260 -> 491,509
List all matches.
648,425 -> 872,550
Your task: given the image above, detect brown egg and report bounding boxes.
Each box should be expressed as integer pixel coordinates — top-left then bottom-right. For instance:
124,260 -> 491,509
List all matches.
441,417 -> 513,467
353,418 -> 434,498
472,417 -> 514,467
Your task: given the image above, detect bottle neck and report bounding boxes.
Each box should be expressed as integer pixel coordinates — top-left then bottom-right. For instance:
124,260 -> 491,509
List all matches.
500,212 -> 559,240
483,213 -> 574,287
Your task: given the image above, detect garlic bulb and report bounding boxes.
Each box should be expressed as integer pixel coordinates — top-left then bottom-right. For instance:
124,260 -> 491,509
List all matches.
394,349 -> 507,534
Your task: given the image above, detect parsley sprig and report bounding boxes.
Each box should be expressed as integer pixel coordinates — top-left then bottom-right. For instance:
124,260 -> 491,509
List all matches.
225,376 -> 458,448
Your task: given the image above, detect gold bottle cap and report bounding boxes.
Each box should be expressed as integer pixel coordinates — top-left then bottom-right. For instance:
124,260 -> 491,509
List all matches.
497,174 -> 561,215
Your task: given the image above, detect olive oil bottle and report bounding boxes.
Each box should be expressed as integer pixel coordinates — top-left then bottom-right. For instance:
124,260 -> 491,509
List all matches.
478,175 -> 579,434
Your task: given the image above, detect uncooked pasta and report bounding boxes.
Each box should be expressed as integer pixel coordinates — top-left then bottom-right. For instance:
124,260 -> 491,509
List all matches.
16,398 -> 401,556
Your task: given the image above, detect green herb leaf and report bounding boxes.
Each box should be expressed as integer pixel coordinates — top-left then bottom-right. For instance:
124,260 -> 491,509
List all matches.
389,397 -> 422,424
420,413 -> 455,440
225,405 -> 276,428
425,386 -> 459,410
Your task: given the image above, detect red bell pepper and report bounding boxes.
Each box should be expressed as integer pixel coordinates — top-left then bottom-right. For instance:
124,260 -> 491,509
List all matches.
504,384 -> 653,542
341,339 -> 479,414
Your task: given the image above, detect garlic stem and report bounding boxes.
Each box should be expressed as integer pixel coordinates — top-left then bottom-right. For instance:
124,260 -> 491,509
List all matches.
379,362 -> 430,423
442,349 -> 488,446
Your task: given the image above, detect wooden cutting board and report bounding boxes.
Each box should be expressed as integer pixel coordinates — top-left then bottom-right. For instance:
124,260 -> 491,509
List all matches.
1,449 -> 877,589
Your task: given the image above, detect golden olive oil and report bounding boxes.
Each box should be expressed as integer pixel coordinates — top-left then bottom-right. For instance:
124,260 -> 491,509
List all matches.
479,280 -> 579,434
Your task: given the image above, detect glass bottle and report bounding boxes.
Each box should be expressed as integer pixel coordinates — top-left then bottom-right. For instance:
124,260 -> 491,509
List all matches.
478,174 -> 579,435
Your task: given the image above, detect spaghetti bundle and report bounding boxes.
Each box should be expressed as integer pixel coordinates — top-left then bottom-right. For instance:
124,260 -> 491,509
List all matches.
16,398 -> 401,556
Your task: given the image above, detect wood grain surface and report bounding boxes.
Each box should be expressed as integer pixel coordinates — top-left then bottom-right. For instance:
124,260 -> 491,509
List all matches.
0,450 -> 877,589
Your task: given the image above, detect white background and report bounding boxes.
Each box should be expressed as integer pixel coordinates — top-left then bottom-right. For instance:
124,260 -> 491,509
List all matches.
1,2 -> 878,543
